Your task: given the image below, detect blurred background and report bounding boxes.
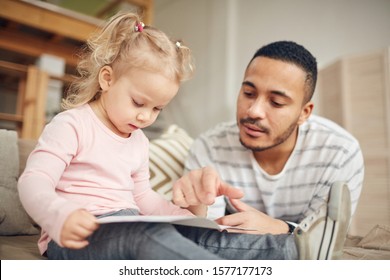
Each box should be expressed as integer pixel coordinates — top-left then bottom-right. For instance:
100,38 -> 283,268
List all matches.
0,0 -> 389,237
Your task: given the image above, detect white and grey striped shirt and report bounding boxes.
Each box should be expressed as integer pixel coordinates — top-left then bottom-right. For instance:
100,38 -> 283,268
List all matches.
185,115 -> 364,223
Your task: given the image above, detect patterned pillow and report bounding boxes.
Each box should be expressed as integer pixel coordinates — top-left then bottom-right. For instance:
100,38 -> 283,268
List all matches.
149,125 -> 193,200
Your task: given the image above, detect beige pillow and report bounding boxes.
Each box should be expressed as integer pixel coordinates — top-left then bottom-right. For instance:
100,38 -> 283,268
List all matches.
0,130 -> 39,235
357,224 -> 390,251
149,125 -> 193,200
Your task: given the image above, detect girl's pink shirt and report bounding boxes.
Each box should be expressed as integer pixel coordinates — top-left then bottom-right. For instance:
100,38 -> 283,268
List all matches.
17,104 -> 191,255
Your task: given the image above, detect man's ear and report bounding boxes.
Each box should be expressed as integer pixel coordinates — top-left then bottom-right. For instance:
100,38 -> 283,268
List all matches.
99,66 -> 113,91
297,101 -> 314,125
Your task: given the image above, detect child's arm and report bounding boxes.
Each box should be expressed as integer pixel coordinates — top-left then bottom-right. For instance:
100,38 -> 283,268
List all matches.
185,205 -> 207,217
17,113 -> 85,247
134,183 -> 194,216
132,135 -> 194,217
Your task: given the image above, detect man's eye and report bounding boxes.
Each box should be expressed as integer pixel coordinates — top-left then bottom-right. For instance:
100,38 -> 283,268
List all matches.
154,107 -> 163,112
243,91 -> 254,97
132,99 -> 143,107
271,100 -> 284,107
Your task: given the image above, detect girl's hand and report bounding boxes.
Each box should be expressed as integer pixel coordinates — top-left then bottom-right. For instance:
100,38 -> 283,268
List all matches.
60,209 -> 99,249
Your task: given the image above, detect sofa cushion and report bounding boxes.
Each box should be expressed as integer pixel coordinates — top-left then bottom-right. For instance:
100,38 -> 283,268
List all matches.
0,130 -> 39,235
149,125 -> 193,200
0,235 -> 44,260
18,138 -> 38,176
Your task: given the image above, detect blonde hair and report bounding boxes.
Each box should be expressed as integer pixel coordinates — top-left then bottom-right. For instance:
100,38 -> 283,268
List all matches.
62,12 -> 194,109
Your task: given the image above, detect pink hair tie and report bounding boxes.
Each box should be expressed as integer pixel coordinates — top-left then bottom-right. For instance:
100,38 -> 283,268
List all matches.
135,22 -> 145,32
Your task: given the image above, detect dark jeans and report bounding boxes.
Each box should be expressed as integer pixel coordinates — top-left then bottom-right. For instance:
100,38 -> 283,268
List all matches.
47,209 -> 297,260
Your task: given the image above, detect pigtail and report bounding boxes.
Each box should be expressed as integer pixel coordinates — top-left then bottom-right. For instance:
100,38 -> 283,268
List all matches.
174,40 -> 195,82
63,13 -> 142,109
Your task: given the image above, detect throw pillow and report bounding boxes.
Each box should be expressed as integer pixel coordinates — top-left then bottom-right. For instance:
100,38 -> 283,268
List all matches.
357,224 -> 390,251
149,125 -> 193,200
18,138 -> 38,176
0,130 -> 39,235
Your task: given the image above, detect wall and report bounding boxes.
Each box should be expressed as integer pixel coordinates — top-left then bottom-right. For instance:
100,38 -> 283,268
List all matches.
153,0 -> 390,136
152,0 -> 234,138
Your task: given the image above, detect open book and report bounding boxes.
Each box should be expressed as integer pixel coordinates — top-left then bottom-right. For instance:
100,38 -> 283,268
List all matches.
97,215 -> 255,231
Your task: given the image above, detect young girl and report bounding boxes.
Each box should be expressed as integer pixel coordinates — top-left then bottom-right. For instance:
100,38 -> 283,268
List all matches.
17,12 -> 223,260
18,12 -> 301,260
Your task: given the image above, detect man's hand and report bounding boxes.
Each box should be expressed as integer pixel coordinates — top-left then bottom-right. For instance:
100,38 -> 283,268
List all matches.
215,199 -> 289,235
172,166 -> 244,208
60,209 -> 99,249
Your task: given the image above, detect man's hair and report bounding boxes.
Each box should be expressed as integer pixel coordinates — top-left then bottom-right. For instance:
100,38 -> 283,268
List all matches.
249,41 -> 317,103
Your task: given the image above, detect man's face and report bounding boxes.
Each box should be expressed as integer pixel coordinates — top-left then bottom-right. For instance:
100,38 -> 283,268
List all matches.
236,56 -> 312,152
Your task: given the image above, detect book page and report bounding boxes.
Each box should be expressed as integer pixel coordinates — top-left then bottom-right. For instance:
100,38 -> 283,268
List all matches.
97,215 -> 255,231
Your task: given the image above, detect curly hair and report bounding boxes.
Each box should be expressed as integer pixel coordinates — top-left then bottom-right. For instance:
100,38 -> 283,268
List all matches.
62,12 -> 194,110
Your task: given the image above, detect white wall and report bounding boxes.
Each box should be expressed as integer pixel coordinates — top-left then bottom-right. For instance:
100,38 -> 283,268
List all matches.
153,0 -> 234,137
153,0 -> 390,137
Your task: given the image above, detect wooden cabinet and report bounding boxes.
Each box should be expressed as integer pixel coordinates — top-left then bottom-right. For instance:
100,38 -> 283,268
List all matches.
317,48 -> 390,236
0,60 -> 74,139
0,0 -> 154,139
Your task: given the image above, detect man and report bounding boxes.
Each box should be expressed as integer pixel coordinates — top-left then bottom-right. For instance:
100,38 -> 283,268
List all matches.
173,41 -> 364,259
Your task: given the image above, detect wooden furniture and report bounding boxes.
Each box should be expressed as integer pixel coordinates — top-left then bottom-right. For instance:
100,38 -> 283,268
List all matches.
317,47 -> 390,236
0,61 -> 48,139
0,60 -> 75,139
0,0 -> 154,67
0,0 -> 103,67
0,0 -> 154,139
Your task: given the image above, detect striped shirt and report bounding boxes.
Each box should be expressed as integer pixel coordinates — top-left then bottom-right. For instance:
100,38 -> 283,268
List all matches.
185,115 -> 364,223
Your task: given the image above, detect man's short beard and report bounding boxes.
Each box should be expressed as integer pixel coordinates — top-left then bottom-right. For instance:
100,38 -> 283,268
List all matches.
239,120 -> 298,152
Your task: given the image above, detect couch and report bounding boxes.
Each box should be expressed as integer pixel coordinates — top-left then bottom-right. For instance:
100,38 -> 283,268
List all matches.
1,127 -> 389,260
